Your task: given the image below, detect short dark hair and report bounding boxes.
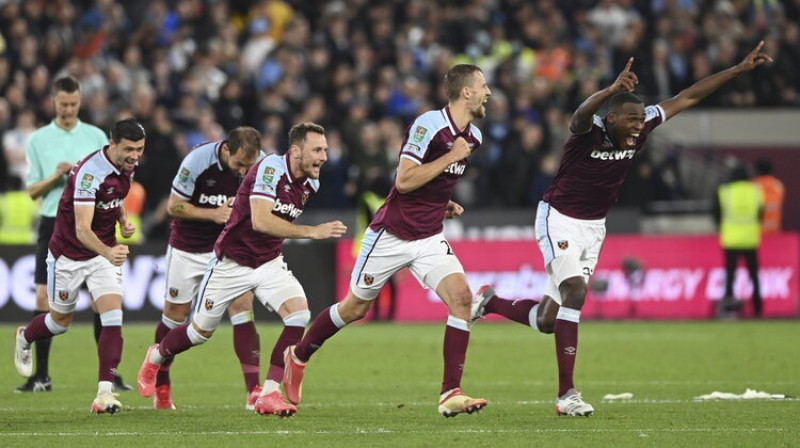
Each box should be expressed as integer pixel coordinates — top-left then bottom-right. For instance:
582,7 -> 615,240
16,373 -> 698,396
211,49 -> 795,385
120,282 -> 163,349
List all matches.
227,126 -> 262,156
754,157 -> 773,175
52,76 -> 80,95
110,117 -> 146,143
288,122 -> 325,147
444,64 -> 483,101
608,92 -> 643,112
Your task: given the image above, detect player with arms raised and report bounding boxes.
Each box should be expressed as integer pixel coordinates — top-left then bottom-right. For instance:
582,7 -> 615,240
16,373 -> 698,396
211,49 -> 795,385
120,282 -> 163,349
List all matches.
471,42 -> 772,416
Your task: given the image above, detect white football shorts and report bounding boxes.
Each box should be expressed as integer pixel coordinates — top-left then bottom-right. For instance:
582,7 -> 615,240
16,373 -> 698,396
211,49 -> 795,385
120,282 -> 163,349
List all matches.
163,246 -> 214,305
350,228 -> 464,301
46,251 -> 123,314
192,254 -> 305,331
535,201 -> 606,304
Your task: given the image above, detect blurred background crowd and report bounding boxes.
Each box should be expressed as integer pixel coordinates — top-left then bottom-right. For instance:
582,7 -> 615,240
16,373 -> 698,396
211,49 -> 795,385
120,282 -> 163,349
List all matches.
1,0 -> 798,240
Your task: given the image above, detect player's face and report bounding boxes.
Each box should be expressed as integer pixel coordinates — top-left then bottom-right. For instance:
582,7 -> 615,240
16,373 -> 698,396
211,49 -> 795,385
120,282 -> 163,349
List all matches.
53,90 -> 81,128
109,138 -> 145,172
466,71 -> 491,119
296,132 -> 328,179
225,147 -> 259,177
608,102 -> 645,150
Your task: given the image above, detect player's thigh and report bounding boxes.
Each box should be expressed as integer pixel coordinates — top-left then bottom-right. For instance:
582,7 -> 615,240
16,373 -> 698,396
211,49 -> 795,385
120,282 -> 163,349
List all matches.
46,252 -> 90,315
192,257 -> 255,332
409,233 -> 465,293
350,229 -> 413,300
227,291 -> 255,316
535,202 -> 585,269
252,255 -> 307,315
84,255 -> 124,303
164,246 -> 213,305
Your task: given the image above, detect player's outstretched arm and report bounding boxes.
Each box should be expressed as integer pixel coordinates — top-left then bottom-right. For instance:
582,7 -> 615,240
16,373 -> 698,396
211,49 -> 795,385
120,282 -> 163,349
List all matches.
570,57 -> 638,134
659,40 -> 772,120
250,197 -> 347,239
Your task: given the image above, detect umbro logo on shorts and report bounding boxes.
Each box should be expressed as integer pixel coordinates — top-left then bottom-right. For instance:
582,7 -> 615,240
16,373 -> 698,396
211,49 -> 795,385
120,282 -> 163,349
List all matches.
557,240 -> 569,250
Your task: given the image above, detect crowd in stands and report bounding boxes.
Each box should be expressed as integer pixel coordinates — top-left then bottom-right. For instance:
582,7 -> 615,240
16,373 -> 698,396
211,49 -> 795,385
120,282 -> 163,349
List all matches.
1,0 -> 798,240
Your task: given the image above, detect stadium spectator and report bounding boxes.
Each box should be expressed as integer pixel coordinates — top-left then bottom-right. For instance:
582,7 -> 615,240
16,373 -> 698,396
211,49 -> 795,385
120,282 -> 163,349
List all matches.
14,118 -> 146,414
471,42 -> 772,416
281,64 -> 490,418
137,122 -> 347,418
21,76 -> 131,393
753,157 -> 785,234
0,0 -> 797,223
148,127 -> 264,411
713,162 -> 764,317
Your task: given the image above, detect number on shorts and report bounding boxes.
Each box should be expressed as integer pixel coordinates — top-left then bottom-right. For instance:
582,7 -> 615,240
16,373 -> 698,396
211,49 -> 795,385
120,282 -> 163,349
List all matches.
441,240 -> 454,255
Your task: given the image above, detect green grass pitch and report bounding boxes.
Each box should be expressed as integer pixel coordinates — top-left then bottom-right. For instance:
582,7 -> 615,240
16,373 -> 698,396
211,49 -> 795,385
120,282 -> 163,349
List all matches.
1,321 -> 798,447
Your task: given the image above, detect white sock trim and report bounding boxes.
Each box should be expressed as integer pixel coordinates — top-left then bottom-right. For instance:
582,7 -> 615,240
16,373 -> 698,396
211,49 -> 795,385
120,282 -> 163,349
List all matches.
446,315 -> 470,331
556,307 -> 581,323
100,309 -> 123,326
44,313 -> 68,335
161,315 -> 185,329
283,310 -> 310,327
329,303 -> 346,328
229,310 -> 254,326
529,304 -> 540,331
262,379 -> 280,395
186,324 -> 208,346
97,381 -> 113,395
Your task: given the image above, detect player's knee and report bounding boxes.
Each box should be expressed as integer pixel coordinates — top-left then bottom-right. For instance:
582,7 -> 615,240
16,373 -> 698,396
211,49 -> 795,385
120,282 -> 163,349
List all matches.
45,313 -> 69,335
537,315 -> 555,334
559,277 -> 587,309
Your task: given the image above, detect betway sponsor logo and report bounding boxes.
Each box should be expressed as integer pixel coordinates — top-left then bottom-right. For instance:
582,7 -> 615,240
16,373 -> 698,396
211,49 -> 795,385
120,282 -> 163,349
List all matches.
96,198 -> 124,210
444,162 -> 466,176
198,193 -> 229,206
590,149 -> 635,160
273,198 -> 303,218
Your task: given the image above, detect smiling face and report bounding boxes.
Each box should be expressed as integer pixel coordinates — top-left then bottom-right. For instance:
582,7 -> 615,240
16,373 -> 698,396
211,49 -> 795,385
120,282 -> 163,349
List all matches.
291,131 -> 328,179
465,71 -> 491,120
108,137 -> 145,172
607,101 -> 645,150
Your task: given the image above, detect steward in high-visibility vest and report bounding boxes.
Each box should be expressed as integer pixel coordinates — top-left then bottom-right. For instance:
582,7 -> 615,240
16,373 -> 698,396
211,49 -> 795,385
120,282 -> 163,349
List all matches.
718,179 -> 763,249
713,163 -> 764,317
0,189 -> 39,244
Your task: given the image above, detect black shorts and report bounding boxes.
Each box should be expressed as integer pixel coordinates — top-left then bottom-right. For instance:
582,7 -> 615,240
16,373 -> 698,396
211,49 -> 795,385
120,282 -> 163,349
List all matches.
34,217 -> 56,285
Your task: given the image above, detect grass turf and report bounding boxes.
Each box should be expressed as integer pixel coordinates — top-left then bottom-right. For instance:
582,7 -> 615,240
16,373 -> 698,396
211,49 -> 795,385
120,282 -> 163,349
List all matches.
1,321 -> 798,447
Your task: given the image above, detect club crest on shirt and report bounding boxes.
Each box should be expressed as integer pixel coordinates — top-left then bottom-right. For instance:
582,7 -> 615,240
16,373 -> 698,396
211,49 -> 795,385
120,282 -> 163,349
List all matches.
178,168 -> 190,183
557,240 -> 569,250
363,273 -> 374,286
80,173 -> 94,189
169,287 -> 179,298
301,190 -> 309,204
412,125 -> 427,143
204,298 -> 214,310
58,290 -> 69,301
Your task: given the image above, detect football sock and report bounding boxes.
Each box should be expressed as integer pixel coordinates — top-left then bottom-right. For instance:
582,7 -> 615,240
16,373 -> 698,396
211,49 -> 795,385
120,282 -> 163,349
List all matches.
233,320 -> 261,392
267,325 -> 304,384
485,296 -> 540,327
158,324 -> 200,358
441,316 -> 470,394
554,307 -> 580,397
98,325 -> 122,383
32,310 -> 51,378
93,312 -> 102,344
295,304 -> 344,362
24,313 -> 56,341
155,317 -> 181,386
